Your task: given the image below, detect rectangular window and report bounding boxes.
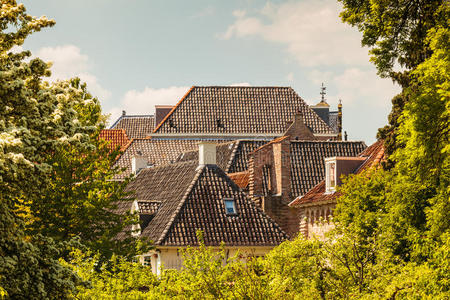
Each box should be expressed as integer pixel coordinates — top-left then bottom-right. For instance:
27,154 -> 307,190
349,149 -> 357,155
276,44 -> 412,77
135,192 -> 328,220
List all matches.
143,256 -> 152,267
224,198 -> 237,215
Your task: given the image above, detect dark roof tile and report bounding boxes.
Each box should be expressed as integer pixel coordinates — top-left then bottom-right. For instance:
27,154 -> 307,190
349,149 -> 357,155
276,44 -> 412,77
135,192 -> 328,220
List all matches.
154,86 -> 334,135
111,115 -> 155,139
125,162 -> 288,246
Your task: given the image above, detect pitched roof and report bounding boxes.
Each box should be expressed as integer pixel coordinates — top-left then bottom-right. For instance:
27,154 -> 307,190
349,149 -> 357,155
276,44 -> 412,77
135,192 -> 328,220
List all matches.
113,138 -> 202,180
125,161 -> 288,246
289,140 -> 385,207
110,115 -> 155,139
153,86 -> 334,135
289,141 -> 367,197
176,140 -> 267,173
99,129 -> 130,151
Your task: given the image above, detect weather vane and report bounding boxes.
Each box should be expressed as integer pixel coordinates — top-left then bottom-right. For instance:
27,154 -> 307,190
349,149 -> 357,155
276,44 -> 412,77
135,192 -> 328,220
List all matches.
320,83 -> 326,101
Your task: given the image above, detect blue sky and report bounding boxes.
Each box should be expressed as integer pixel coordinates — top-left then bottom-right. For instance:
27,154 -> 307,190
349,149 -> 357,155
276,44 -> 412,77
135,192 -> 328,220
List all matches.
21,0 -> 400,144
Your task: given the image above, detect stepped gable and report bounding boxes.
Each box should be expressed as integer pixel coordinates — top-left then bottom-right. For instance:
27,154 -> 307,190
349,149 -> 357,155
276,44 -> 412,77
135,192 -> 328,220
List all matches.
288,141 -> 367,197
113,138 -> 201,180
110,114 -> 155,139
176,140 -> 266,173
289,140 -> 385,207
153,86 -> 334,135
99,129 -> 130,151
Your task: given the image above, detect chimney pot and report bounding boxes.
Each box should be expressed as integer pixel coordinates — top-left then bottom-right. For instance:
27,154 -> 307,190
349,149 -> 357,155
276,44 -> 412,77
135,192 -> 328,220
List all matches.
198,142 -> 216,166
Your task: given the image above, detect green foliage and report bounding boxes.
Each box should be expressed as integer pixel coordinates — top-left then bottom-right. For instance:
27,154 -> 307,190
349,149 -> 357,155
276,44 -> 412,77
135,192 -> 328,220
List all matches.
17,78 -> 142,259
338,0 -> 447,84
63,249 -> 158,299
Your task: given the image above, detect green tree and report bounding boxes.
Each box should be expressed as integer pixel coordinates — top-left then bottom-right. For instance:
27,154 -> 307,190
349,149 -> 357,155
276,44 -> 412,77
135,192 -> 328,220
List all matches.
339,0 -> 449,157
18,78 -> 141,259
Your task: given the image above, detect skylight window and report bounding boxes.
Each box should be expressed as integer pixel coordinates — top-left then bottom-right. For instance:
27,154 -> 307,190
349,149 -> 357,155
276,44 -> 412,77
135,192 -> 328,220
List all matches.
224,198 -> 237,215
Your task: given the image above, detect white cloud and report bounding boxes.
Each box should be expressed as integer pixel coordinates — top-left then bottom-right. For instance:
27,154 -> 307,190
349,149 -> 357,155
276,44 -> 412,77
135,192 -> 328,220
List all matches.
222,0 -> 368,67
308,68 -> 400,107
107,86 -> 190,124
35,45 -> 111,101
107,83 -> 254,124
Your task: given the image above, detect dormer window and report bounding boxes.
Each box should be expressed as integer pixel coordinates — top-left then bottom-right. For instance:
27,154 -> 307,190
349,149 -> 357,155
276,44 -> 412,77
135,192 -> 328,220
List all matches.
224,198 -> 237,215
325,158 -> 337,193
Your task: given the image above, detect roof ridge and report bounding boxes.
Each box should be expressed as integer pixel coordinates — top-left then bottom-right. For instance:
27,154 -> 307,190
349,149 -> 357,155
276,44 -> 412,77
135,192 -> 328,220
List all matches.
156,164 -> 204,245
290,140 -> 366,143
121,114 -> 154,118
153,86 -> 195,133
192,86 -> 293,89
114,138 -> 135,163
224,140 -> 240,173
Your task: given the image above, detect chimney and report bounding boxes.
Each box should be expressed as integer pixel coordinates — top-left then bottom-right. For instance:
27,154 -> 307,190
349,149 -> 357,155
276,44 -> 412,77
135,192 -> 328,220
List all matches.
155,105 -> 173,127
131,153 -> 147,175
198,142 -> 216,166
122,110 -> 126,116
283,111 -> 316,140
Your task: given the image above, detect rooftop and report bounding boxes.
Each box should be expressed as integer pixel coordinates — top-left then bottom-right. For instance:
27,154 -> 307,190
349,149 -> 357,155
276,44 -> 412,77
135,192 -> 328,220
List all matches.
124,161 -> 288,246
153,86 -> 335,136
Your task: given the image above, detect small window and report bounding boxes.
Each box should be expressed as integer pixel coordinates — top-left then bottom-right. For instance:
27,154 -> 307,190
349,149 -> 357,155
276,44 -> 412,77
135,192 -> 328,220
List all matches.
143,256 -> 152,267
224,198 -> 237,215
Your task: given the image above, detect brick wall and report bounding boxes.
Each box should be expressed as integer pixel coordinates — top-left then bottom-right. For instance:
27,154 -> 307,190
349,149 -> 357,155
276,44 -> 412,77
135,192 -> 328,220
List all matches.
249,138 -> 300,238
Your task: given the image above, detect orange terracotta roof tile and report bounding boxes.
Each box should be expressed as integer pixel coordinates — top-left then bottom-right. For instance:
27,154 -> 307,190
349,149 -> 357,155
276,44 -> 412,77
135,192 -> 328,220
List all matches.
99,129 -> 130,151
289,140 -> 385,207
228,171 -> 250,189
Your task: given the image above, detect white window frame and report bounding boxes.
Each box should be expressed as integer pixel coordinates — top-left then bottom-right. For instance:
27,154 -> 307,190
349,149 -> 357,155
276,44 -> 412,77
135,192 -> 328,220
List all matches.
223,198 -> 237,215
325,157 -> 337,193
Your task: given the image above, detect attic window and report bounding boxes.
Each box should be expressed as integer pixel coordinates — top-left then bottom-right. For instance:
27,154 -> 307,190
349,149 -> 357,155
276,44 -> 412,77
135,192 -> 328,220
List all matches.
169,119 -> 175,128
216,118 -> 224,128
223,198 -> 237,215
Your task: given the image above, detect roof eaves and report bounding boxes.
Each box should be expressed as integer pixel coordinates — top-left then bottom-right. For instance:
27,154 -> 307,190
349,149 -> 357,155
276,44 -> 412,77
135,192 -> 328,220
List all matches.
153,86 -> 195,133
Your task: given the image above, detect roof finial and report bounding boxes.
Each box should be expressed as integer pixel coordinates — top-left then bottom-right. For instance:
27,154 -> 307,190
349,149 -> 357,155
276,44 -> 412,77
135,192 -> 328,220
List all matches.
320,83 -> 326,102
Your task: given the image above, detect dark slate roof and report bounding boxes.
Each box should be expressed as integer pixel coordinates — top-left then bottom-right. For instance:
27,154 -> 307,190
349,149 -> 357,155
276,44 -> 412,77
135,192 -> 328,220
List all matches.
153,86 -> 334,135
329,111 -> 339,133
110,115 -> 155,139
125,161 -> 288,246
176,140 -> 266,173
289,141 -> 366,197
113,139 -> 201,180
99,129 -> 130,151
290,140 -> 385,207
